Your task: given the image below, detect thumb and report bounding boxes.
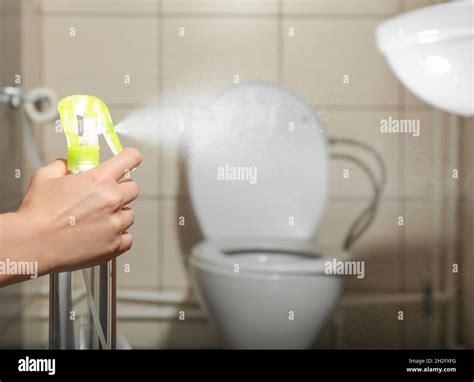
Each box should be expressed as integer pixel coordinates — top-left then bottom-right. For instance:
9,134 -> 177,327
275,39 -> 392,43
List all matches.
36,159 -> 68,179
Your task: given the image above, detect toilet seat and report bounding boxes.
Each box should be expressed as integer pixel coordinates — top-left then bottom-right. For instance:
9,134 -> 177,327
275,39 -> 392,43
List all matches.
191,239 -> 349,276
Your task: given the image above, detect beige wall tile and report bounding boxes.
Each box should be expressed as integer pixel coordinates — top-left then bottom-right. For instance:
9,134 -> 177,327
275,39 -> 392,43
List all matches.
43,16 -> 159,104
161,146 -> 188,197
21,297 -> 48,348
283,18 -> 399,106
313,314 -> 338,348
40,119 -> 67,162
403,109 -> 440,198
39,0 -> 158,13
0,108 -> 23,206
318,201 -> 402,293
162,17 -> 278,97
283,0 -> 400,14
0,5 -> 25,349
109,107 -> 161,197
119,138 -> 160,197
315,201 -> 364,247
161,199 -> 203,290
402,0 -> 436,11
160,320 -> 219,348
0,320 -> 24,348
403,88 -> 430,107
0,8 -> 3,85
2,12 -> 22,87
403,301 -> 442,348
463,293 -> 474,347
161,16 -> 279,196
461,117 -> 474,203
21,1 -> 42,12
163,0 -> 278,14
403,202 -> 435,292
21,274 -> 49,294
0,6 -> 23,207
461,205 -> 474,346
343,303 -> 402,348
316,201 -> 402,292
0,284 -> 24,348
1,0 -> 24,15
116,200 -> 160,289
324,110 -> 400,200
21,3 -> 42,88
117,320 -> 163,348
117,318 -> 218,348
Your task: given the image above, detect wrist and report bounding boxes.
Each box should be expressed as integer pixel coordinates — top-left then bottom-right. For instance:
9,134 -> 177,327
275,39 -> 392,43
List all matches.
1,211 -> 55,276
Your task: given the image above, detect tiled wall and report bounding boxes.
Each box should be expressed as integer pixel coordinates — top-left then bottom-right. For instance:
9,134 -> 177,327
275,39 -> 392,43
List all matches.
461,117 -> 474,346
0,0 -> 24,347
12,0 -> 472,349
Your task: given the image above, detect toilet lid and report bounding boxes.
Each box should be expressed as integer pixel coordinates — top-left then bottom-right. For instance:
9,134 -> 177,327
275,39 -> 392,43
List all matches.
187,82 -> 329,240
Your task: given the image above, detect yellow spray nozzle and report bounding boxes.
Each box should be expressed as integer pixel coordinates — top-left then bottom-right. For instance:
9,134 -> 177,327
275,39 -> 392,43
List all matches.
57,95 -> 123,172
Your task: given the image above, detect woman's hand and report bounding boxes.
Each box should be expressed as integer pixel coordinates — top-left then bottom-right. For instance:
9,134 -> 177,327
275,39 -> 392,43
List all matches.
0,148 -> 142,286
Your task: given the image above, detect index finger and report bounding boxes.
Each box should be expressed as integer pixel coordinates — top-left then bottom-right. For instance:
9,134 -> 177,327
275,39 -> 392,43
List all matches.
93,147 -> 143,181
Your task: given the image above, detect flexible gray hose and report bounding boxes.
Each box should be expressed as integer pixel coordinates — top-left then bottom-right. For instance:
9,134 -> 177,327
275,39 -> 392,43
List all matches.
328,137 -> 386,250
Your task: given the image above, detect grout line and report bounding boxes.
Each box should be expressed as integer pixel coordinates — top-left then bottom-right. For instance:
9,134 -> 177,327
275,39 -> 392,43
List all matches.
276,0 -> 283,84
311,104 -> 432,111
136,193 -> 440,204
38,3 -> 45,163
157,0 -> 164,292
268,13 -> 396,19
106,102 -> 433,112
42,11 -> 160,18
0,5 -> 4,86
456,124 -> 465,345
396,23 -> 407,346
25,0 -> 42,13
41,11 -> 397,19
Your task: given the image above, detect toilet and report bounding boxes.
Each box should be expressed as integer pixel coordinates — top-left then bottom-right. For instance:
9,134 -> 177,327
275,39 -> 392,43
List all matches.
186,82 -> 348,349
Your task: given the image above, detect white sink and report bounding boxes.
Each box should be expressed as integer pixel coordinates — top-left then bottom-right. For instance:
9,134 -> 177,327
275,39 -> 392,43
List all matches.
376,0 -> 473,116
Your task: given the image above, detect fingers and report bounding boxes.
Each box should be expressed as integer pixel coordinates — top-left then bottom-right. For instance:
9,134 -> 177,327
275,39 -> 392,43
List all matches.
118,233 -> 133,253
118,180 -> 139,205
121,208 -> 135,232
33,159 -> 67,181
93,148 -> 143,181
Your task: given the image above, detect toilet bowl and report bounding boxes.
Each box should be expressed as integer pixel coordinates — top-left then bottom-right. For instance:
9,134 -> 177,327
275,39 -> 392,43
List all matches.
187,82 -> 346,349
190,240 -> 347,349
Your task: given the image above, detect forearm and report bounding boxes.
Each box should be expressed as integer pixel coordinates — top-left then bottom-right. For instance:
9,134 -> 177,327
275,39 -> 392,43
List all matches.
0,212 -> 52,287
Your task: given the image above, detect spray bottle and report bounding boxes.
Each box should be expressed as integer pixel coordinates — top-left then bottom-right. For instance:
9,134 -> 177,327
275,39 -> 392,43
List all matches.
50,95 -> 123,349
